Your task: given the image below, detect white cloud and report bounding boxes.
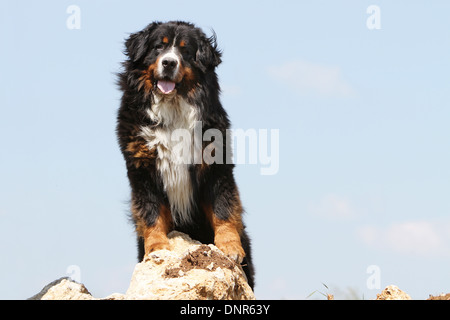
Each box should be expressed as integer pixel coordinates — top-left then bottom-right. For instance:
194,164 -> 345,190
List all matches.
309,193 -> 357,220
267,59 -> 355,98
357,220 -> 450,257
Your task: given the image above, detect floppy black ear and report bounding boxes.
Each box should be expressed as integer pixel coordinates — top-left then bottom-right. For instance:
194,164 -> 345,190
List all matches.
125,22 -> 160,63
196,31 -> 222,71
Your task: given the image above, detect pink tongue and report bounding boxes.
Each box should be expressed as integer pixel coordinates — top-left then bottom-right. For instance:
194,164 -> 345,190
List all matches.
157,80 -> 176,94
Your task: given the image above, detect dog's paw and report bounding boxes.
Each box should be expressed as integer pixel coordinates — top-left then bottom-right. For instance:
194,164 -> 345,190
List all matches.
145,240 -> 170,256
216,241 -> 245,264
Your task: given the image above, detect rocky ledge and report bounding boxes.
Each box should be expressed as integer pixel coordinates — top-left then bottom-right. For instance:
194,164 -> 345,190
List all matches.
30,231 -> 254,300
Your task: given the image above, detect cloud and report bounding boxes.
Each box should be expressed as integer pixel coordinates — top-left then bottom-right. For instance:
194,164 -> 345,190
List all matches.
267,59 -> 355,98
357,220 -> 450,257
309,193 -> 357,220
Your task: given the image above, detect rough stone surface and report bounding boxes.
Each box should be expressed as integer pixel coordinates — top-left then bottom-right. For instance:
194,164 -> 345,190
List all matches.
125,231 -> 254,300
376,285 -> 412,300
428,293 -> 450,300
29,277 -> 93,300
30,231 -> 254,300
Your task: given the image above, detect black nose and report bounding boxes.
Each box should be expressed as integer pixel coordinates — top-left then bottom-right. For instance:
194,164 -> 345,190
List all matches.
162,58 -> 178,70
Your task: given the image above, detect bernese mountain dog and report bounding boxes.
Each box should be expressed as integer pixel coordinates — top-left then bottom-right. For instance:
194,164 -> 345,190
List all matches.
116,21 -> 254,289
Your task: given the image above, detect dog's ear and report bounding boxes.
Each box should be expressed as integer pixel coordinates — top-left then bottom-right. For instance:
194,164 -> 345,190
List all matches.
196,30 -> 222,71
125,22 -> 160,63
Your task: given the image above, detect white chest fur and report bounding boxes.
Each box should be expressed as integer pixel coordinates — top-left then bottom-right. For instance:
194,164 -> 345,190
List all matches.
139,94 -> 198,225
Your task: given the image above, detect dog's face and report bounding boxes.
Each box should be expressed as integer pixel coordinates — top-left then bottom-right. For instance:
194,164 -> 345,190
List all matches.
125,21 -> 222,96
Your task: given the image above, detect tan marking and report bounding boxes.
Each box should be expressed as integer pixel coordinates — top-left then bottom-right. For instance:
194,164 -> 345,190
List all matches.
133,204 -> 172,257
138,62 -> 158,95
203,203 -> 245,262
178,65 -> 197,95
126,139 -> 156,168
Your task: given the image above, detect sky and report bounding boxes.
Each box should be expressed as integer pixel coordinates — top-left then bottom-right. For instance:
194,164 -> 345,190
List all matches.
1,0 -> 450,300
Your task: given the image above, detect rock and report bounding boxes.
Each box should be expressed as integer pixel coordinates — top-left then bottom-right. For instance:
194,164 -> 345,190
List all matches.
376,285 -> 412,300
428,293 -> 450,300
29,277 -> 93,300
30,231 -> 254,300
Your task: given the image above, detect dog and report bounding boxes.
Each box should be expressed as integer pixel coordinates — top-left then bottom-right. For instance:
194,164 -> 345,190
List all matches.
116,21 -> 254,289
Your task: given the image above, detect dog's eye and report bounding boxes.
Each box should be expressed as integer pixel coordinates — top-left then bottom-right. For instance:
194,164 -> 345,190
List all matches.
155,44 -> 164,51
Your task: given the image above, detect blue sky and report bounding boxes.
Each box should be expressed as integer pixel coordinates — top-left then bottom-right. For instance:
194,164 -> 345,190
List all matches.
1,0 -> 450,299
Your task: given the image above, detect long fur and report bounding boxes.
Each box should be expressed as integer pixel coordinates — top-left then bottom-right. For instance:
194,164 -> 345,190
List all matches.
116,21 -> 254,289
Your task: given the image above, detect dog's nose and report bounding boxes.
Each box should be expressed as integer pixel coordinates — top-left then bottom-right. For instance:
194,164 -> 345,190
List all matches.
162,58 -> 178,70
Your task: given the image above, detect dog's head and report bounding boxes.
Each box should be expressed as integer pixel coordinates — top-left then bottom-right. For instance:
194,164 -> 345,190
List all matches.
124,21 -> 221,97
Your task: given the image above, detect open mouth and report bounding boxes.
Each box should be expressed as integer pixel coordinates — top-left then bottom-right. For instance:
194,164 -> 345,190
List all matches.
156,80 -> 177,94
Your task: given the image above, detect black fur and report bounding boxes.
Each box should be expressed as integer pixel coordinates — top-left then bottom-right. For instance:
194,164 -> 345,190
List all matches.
116,21 -> 254,289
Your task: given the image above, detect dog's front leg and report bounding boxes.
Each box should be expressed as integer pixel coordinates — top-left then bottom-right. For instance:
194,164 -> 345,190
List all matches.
132,198 -> 172,260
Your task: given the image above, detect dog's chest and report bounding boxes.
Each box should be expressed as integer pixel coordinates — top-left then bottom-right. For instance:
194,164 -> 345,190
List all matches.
139,95 -> 197,224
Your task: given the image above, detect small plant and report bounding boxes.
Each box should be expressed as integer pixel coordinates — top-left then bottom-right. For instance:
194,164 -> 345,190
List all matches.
306,283 -> 334,300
